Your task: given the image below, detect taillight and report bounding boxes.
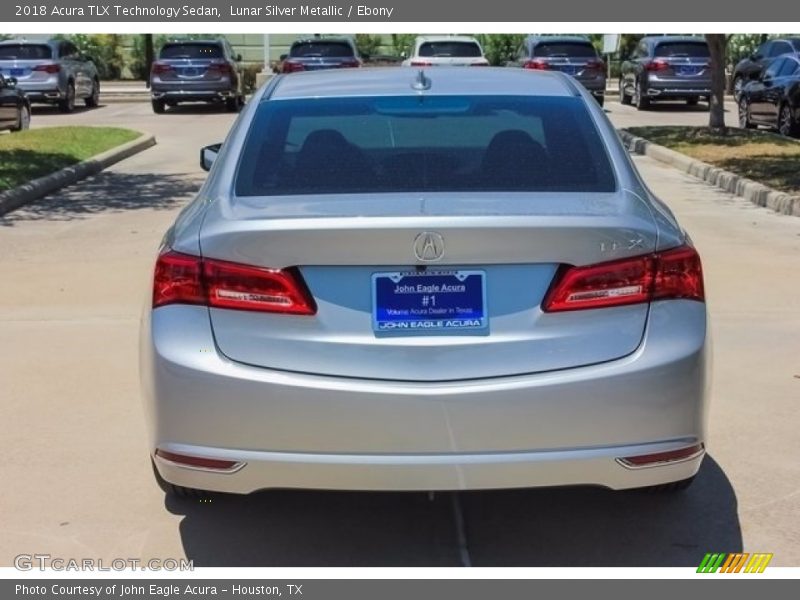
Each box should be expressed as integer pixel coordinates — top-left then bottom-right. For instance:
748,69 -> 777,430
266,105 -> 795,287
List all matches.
155,449 -> 242,471
208,61 -> 232,74
281,60 -> 305,73
410,60 -> 433,67
152,250 -> 316,315
33,63 -> 60,74
150,61 -> 174,75
618,444 -> 704,468
337,59 -> 361,68
585,59 -> 605,70
522,59 -> 551,70
645,60 -> 670,72
542,245 -> 704,312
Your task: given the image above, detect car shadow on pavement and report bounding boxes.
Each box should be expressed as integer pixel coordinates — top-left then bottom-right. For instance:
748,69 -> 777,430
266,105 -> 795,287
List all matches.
168,455 -> 740,567
157,104 -> 235,117
0,170 -> 201,226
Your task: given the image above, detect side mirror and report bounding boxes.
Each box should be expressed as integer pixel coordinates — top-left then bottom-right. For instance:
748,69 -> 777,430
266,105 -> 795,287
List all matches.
200,143 -> 222,172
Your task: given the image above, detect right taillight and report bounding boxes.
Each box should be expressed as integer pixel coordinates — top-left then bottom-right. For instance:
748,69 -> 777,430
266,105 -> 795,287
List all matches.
542,245 -> 704,312
33,64 -> 60,74
152,250 -> 316,315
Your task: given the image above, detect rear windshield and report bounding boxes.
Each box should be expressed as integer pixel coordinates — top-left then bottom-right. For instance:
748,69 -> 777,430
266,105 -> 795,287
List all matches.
654,42 -> 710,58
235,95 -> 616,196
0,44 -> 52,60
159,43 -> 223,60
533,42 -> 598,58
419,42 -> 482,58
290,42 -> 354,58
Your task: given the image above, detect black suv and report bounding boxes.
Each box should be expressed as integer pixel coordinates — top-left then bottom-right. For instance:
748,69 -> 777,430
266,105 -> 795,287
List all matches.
620,36 -> 711,110
149,39 -> 245,114
731,38 -> 800,99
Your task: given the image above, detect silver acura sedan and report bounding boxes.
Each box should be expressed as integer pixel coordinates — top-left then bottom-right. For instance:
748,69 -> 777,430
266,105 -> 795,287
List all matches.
141,67 -> 709,497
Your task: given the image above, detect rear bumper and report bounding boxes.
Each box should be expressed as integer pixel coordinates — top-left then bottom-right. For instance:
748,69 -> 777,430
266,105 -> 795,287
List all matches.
644,77 -> 712,98
151,89 -> 235,102
141,301 -> 710,493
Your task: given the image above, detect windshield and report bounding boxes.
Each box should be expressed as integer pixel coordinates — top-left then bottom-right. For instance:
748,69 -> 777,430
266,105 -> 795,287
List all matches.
533,42 -> 598,58
654,42 -> 710,58
290,42 -> 355,58
159,43 -> 223,59
418,42 -> 483,58
235,95 -> 616,196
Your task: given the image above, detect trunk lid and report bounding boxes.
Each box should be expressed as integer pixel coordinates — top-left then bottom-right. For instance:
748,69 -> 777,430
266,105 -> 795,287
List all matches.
199,192 -> 658,381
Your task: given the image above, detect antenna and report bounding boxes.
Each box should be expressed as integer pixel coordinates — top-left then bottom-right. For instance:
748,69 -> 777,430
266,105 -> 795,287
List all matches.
411,69 -> 431,91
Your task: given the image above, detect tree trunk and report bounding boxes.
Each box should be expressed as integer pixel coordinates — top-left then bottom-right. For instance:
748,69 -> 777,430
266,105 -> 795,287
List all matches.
705,34 -> 727,132
144,34 -> 154,87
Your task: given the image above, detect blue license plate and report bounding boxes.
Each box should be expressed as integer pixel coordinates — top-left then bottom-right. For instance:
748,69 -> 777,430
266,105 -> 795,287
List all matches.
180,67 -> 200,76
678,66 -> 699,75
559,65 -> 577,75
372,270 -> 487,333
10,68 -> 24,76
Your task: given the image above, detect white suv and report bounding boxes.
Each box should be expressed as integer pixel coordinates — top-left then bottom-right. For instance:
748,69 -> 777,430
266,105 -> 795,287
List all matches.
402,36 -> 489,67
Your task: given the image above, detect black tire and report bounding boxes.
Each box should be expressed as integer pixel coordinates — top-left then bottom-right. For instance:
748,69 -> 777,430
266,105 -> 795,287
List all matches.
687,97 -> 699,106
225,95 -> 242,112
619,78 -> 632,105
58,82 -> 75,113
738,97 -> 755,129
778,103 -> 800,138
732,75 -> 744,100
85,79 -> 100,108
595,94 -> 605,108
633,80 -> 650,111
151,98 -> 166,114
10,104 -> 30,132
151,459 -> 210,499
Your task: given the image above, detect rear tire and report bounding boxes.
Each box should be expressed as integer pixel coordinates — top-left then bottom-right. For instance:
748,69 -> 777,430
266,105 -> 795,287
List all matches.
151,459 -> 210,499
595,94 -> 605,108
58,82 -> 75,113
225,95 -> 242,112
151,98 -> 166,114
738,97 -> 755,129
619,78 -> 632,105
687,97 -> 699,106
85,79 -> 99,108
778,104 -> 800,138
10,104 -> 30,132
633,80 -> 650,110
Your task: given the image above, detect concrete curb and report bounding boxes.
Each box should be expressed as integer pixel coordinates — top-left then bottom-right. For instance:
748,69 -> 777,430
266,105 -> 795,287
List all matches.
0,132 -> 156,217
618,129 -> 800,217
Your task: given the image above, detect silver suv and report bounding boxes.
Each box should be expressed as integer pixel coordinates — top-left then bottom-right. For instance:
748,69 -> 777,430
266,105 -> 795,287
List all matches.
0,39 -> 99,112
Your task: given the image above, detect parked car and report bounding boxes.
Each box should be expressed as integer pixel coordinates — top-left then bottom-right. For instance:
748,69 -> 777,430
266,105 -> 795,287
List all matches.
143,67 -> 708,498
509,35 -> 606,106
0,39 -> 99,113
281,37 -> 362,73
0,74 -> 31,132
149,39 -> 245,114
402,36 -> 489,67
738,55 -> 800,137
620,36 -> 711,110
731,37 -> 800,98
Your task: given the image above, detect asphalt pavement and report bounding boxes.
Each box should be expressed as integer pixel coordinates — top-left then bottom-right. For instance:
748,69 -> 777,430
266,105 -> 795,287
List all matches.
0,98 -> 797,567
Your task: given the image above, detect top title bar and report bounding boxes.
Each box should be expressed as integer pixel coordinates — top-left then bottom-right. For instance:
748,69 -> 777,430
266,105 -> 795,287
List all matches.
0,0 -> 793,22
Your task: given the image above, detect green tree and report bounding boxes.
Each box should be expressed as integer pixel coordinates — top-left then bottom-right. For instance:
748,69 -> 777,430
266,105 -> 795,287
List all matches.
55,34 -> 124,79
354,34 -> 383,60
475,34 -> 525,66
390,34 -> 416,58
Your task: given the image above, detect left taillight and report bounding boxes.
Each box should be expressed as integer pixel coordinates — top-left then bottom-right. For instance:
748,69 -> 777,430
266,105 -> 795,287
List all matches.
152,250 -> 316,315
542,245 -> 704,312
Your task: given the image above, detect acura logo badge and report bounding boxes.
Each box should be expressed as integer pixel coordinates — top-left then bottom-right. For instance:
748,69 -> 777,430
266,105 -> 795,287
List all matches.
413,232 -> 445,262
